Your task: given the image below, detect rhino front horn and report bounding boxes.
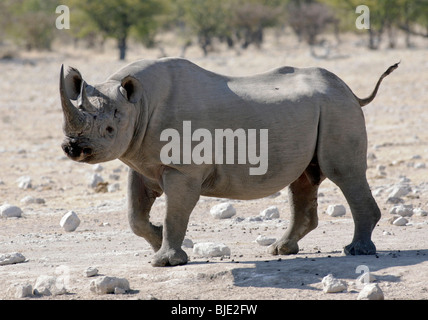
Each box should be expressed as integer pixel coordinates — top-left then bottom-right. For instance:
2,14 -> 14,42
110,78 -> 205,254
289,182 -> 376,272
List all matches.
60,64 -> 87,134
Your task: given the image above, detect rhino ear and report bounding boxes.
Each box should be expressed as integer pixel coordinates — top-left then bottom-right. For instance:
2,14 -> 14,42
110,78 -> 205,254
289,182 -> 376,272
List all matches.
120,76 -> 143,104
64,67 -> 83,100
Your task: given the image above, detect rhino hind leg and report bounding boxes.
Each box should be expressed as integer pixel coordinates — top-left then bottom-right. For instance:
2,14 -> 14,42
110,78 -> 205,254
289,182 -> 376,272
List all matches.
268,160 -> 324,256
127,169 -> 163,252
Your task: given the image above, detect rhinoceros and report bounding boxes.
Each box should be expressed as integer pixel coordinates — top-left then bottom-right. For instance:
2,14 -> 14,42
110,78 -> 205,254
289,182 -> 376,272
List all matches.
60,58 -> 398,267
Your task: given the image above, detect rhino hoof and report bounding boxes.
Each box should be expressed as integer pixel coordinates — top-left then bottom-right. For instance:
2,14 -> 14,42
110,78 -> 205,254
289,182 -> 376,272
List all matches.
151,248 -> 188,267
344,240 -> 376,255
268,239 -> 299,256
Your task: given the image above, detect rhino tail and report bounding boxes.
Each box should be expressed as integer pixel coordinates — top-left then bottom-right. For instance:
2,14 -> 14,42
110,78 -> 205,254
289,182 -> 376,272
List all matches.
355,61 -> 400,107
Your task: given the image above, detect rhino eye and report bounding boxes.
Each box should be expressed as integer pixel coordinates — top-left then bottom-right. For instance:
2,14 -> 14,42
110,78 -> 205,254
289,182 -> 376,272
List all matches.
106,126 -> 114,134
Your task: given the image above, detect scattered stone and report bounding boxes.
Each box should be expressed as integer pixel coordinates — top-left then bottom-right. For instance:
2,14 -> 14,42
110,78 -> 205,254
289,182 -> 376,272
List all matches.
255,235 -> 276,246
182,238 -> 194,248
84,267 -> 99,277
413,208 -> 428,216
0,252 -> 26,265
326,204 -> 346,217
322,274 -> 347,293
20,195 -> 45,205
210,203 -> 236,219
60,211 -> 81,232
93,164 -> 103,172
260,206 -> 280,219
392,216 -> 408,226
193,242 -> 231,257
90,276 -> 130,295
357,283 -> 384,300
386,197 -> 404,204
88,173 -> 104,188
388,185 -> 411,198
0,204 -> 22,218
16,176 -> 32,189
108,182 -> 120,192
33,275 -> 67,296
9,283 -> 33,298
414,162 -> 426,169
389,204 -> 413,217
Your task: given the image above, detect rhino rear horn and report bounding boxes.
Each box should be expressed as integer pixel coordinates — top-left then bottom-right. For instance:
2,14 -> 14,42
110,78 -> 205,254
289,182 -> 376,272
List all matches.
120,75 -> 143,104
60,65 -> 87,133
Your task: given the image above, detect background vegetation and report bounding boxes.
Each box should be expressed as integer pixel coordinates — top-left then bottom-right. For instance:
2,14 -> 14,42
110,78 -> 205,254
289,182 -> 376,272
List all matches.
1,0 -> 427,59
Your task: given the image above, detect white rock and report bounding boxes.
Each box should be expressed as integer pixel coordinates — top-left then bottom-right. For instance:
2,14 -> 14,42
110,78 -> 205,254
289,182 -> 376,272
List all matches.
0,204 -> 22,218
322,274 -> 347,293
414,162 -> 426,169
260,206 -> 280,219
93,164 -> 103,172
88,173 -> 104,188
33,275 -> 67,296
108,182 -> 120,192
413,208 -> 428,216
90,276 -> 130,295
388,185 -> 411,198
255,235 -> 276,246
193,242 -> 231,257
0,252 -> 26,265
357,283 -> 384,300
393,216 -> 408,226
16,176 -> 32,189
60,211 -> 80,232
20,196 -> 45,205
182,238 -> 194,248
326,204 -> 346,217
10,283 -> 33,298
389,204 -> 413,217
210,203 -> 236,219
84,267 -> 99,277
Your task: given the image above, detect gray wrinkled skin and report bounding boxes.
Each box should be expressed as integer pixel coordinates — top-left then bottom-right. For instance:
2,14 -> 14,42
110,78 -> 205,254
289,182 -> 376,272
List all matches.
60,58 -> 398,267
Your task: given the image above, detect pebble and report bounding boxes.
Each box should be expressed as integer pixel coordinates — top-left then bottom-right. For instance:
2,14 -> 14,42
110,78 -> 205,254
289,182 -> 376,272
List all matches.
60,211 -> 81,232
93,164 -> 103,172
357,283 -> 384,300
193,242 -> 231,257
0,252 -> 26,265
33,275 -> 67,296
322,274 -> 347,293
260,206 -> 280,219
392,216 -> 408,226
182,238 -> 194,248
9,283 -> 33,298
389,204 -> 413,217
16,176 -> 32,189
20,195 -> 45,205
255,235 -> 276,246
413,208 -> 428,216
388,185 -> 411,198
0,204 -> 22,218
326,204 -> 346,217
88,173 -> 104,188
210,202 -> 236,219
89,276 -> 130,295
84,267 -> 99,277
108,182 -> 120,192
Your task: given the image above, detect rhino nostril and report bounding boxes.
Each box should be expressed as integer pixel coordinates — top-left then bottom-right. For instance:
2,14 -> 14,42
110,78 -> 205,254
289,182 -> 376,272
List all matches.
82,147 -> 92,155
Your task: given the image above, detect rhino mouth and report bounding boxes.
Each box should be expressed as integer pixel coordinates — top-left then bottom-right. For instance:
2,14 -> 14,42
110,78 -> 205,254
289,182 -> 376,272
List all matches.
61,139 -> 94,162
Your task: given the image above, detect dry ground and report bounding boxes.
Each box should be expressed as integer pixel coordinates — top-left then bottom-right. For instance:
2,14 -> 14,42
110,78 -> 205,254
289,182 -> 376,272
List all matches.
0,32 -> 427,300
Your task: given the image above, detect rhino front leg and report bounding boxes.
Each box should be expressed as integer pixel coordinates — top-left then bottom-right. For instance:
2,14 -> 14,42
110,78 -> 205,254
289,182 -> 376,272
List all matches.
152,168 -> 200,267
269,167 -> 323,255
127,169 -> 163,252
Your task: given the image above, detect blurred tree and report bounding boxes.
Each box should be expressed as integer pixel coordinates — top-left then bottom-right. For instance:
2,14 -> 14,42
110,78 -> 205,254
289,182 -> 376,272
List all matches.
70,0 -> 167,60
2,0 -> 59,51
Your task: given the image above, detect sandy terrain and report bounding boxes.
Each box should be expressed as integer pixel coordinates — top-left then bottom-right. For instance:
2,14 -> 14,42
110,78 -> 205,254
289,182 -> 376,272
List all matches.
0,32 -> 427,300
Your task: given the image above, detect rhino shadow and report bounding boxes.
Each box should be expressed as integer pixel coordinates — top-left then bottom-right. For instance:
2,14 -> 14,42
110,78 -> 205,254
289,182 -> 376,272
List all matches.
231,249 -> 428,290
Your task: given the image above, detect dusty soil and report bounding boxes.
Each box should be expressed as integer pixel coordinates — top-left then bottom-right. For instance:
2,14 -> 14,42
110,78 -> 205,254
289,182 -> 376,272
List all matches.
0,32 -> 427,300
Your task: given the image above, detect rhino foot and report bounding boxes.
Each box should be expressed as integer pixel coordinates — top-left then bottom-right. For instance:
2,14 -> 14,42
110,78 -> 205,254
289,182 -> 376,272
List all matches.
268,239 -> 299,255
151,248 -> 188,267
344,240 -> 376,255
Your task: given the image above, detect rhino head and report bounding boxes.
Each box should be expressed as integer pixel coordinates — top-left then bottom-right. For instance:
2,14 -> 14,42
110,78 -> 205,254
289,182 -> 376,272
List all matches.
59,65 -> 143,164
